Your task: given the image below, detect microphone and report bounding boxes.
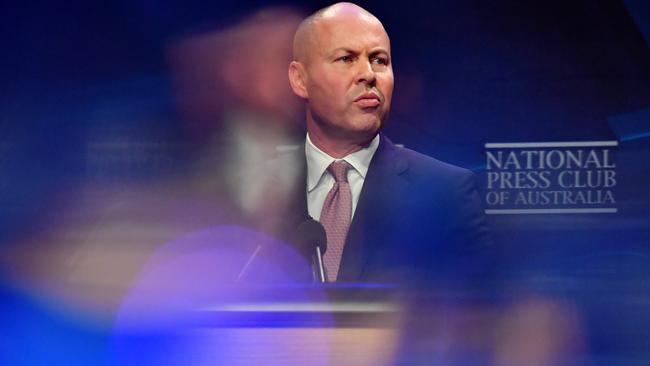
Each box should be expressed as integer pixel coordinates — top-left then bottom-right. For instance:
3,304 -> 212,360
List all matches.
292,219 -> 328,283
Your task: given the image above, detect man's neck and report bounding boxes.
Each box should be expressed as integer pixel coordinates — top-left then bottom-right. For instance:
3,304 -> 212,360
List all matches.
307,130 -> 377,158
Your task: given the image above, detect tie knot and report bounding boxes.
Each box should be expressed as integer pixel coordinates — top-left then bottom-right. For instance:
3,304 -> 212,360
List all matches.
327,160 -> 351,183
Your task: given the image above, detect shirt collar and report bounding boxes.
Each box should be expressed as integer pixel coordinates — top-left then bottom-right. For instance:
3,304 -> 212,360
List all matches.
305,133 -> 380,192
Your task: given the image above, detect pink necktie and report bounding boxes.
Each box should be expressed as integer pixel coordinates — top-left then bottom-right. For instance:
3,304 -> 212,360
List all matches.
320,160 -> 353,282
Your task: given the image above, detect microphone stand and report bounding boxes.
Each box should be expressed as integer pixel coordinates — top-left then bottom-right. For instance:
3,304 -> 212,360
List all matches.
315,246 -> 327,283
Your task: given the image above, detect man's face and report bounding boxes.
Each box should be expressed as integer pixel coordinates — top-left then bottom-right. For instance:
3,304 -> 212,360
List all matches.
301,14 -> 393,141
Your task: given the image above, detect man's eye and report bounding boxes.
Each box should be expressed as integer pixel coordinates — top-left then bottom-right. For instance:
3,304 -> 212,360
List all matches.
371,57 -> 388,65
337,55 -> 353,63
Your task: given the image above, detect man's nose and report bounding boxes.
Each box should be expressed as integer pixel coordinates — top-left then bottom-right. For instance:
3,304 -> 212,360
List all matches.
355,59 -> 376,85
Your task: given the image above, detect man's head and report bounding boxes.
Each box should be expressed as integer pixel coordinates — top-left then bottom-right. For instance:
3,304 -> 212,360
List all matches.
288,2 -> 393,155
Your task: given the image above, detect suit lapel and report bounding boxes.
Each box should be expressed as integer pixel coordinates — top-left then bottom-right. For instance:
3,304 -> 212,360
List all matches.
337,134 -> 409,281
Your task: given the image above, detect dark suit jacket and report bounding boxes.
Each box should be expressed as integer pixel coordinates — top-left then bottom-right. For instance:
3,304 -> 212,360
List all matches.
280,134 -> 494,288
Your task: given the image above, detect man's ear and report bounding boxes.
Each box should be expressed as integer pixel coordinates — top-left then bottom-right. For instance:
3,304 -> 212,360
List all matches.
288,61 -> 308,99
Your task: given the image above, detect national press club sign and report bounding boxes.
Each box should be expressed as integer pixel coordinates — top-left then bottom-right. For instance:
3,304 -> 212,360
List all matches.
483,141 -> 618,214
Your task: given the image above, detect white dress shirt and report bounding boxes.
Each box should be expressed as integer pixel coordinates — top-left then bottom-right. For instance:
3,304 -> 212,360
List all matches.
305,133 -> 380,221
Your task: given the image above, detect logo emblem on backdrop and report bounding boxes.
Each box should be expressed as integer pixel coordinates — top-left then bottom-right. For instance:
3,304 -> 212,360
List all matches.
483,141 -> 618,214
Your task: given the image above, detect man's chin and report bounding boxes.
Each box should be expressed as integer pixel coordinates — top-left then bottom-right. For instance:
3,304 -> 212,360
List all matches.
342,121 -> 382,142
354,116 -> 383,133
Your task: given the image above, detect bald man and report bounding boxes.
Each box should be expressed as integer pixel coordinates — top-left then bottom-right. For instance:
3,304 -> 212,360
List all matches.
285,3 -> 493,285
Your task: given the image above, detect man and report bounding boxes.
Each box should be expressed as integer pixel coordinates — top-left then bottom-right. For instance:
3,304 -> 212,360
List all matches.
286,2 -> 492,285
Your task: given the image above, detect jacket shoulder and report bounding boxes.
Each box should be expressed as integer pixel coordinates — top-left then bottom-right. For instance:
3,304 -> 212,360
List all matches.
396,144 -> 476,184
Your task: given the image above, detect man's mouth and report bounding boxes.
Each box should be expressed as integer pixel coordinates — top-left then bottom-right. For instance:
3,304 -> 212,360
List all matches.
354,92 -> 381,108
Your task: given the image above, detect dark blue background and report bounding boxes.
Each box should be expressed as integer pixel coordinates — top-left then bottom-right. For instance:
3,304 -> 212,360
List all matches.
2,1 -> 650,364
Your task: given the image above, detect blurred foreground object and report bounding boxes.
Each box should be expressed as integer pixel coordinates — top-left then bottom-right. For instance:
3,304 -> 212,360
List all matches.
168,7 -> 305,221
